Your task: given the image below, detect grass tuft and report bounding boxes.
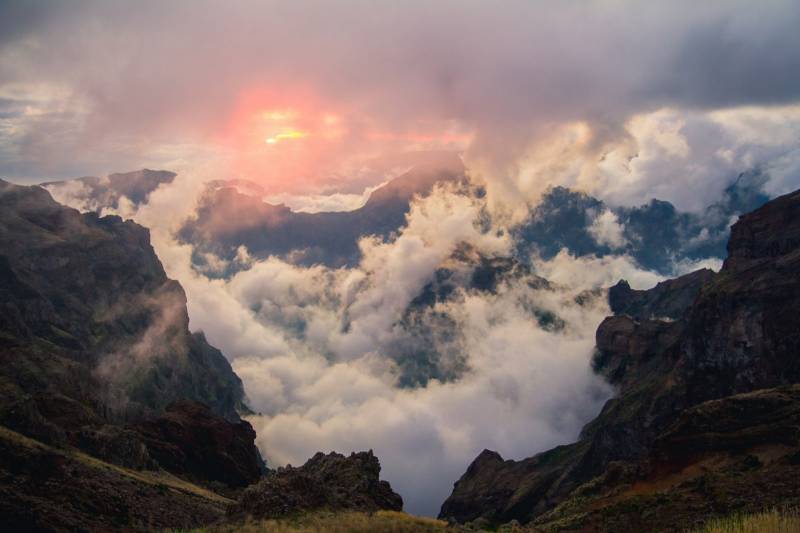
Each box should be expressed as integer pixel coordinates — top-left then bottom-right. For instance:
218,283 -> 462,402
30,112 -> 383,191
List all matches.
695,508 -> 800,533
194,510 -> 450,532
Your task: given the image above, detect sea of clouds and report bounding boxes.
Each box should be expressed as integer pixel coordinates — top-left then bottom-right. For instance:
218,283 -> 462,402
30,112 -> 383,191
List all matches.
38,103 -> 800,514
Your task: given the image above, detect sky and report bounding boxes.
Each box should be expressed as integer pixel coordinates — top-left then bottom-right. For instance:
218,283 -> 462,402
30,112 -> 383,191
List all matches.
2,1 -> 800,202
4,0 -> 800,517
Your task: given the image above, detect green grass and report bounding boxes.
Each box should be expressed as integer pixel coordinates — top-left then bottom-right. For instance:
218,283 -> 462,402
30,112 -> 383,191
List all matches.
695,509 -> 800,533
192,510 -> 451,532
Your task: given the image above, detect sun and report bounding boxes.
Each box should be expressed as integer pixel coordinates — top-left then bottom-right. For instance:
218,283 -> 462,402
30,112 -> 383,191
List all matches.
265,129 -> 309,144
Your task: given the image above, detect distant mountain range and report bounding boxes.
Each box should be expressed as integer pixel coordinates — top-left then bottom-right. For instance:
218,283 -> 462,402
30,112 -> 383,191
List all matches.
179,152 -> 467,271
38,159 -> 770,279
514,169 -> 770,274
42,169 -> 176,213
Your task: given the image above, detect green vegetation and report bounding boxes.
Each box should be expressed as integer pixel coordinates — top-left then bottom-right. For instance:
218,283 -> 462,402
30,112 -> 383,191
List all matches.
695,509 -> 800,533
195,510 -> 450,532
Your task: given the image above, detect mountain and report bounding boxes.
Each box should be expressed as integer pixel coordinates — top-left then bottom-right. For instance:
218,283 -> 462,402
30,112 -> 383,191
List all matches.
41,169 -> 176,213
439,188 -> 800,530
513,169 -> 770,274
0,179 -> 268,528
230,450 -> 403,521
0,179 -> 246,425
0,178 -> 417,530
389,244 -> 554,388
179,153 -> 466,270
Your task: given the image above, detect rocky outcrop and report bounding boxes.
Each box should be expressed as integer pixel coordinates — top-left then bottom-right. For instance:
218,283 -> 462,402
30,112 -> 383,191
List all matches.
133,400 -> 263,489
440,188 -> 800,529
608,268 -> 715,320
681,189 -> 800,403
231,450 -> 402,520
0,179 -> 247,432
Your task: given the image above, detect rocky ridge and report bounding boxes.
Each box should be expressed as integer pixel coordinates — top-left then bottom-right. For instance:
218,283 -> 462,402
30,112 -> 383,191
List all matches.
439,189 -> 800,530
231,450 -> 403,520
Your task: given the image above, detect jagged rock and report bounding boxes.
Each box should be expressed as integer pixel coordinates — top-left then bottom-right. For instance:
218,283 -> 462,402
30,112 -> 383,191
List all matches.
0,178 -> 247,432
133,400 -> 263,488
608,268 -> 715,320
0,179 -> 259,526
231,450 -> 402,520
440,188 -> 800,529
681,189 -> 800,402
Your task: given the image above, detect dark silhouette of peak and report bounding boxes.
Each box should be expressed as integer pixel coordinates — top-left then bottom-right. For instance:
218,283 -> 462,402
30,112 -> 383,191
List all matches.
180,156 -> 466,271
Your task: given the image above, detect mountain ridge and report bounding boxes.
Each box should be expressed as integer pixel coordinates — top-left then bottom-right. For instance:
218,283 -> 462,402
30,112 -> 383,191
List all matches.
439,188 -> 800,530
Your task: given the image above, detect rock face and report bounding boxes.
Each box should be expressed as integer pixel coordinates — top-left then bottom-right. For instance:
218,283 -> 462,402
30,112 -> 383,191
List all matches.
440,189 -> 800,529
134,400 -> 263,489
608,268 -> 715,320
0,180 -> 263,528
232,450 -> 403,520
0,179 -> 247,430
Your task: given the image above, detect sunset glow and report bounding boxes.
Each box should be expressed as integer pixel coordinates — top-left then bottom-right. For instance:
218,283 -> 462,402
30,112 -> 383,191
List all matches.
265,130 -> 308,144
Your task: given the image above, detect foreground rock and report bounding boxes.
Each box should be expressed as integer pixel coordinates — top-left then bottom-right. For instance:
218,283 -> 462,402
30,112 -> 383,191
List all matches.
440,189 -> 800,530
134,400 -> 263,489
231,450 -> 402,520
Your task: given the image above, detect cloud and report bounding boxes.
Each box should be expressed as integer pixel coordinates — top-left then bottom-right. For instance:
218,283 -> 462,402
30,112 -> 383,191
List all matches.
2,1 -> 799,193
477,105 -> 800,219
82,172 -> 647,516
588,209 -> 628,249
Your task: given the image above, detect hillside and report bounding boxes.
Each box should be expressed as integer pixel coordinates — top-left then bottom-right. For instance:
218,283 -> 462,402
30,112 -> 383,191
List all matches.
440,189 -> 800,531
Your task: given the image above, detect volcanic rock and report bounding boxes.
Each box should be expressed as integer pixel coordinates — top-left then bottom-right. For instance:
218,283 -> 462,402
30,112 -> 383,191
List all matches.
440,188 -> 800,529
231,450 -> 402,520
133,400 -> 263,489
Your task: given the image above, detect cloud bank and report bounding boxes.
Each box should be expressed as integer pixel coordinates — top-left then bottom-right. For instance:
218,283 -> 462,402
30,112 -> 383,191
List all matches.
84,171 -> 648,515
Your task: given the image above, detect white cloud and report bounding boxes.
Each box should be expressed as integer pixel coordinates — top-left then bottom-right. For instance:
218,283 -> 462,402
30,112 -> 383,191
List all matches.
588,209 -> 628,249
96,176 -> 635,516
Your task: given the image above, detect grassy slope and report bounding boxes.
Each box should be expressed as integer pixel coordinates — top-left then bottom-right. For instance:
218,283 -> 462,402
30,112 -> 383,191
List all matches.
196,510 -> 451,532
696,509 -> 800,533
0,424 -> 231,530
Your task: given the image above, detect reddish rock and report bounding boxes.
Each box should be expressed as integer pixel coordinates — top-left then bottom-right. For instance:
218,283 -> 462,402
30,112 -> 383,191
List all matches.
231,450 -> 402,520
133,400 -> 263,489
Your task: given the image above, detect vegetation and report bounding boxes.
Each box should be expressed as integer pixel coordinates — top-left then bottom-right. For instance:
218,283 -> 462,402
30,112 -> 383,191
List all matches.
695,509 -> 800,533
195,510 -> 450,532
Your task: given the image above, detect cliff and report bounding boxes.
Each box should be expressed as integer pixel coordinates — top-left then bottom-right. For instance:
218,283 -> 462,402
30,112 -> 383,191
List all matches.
439,189 -> 800,530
